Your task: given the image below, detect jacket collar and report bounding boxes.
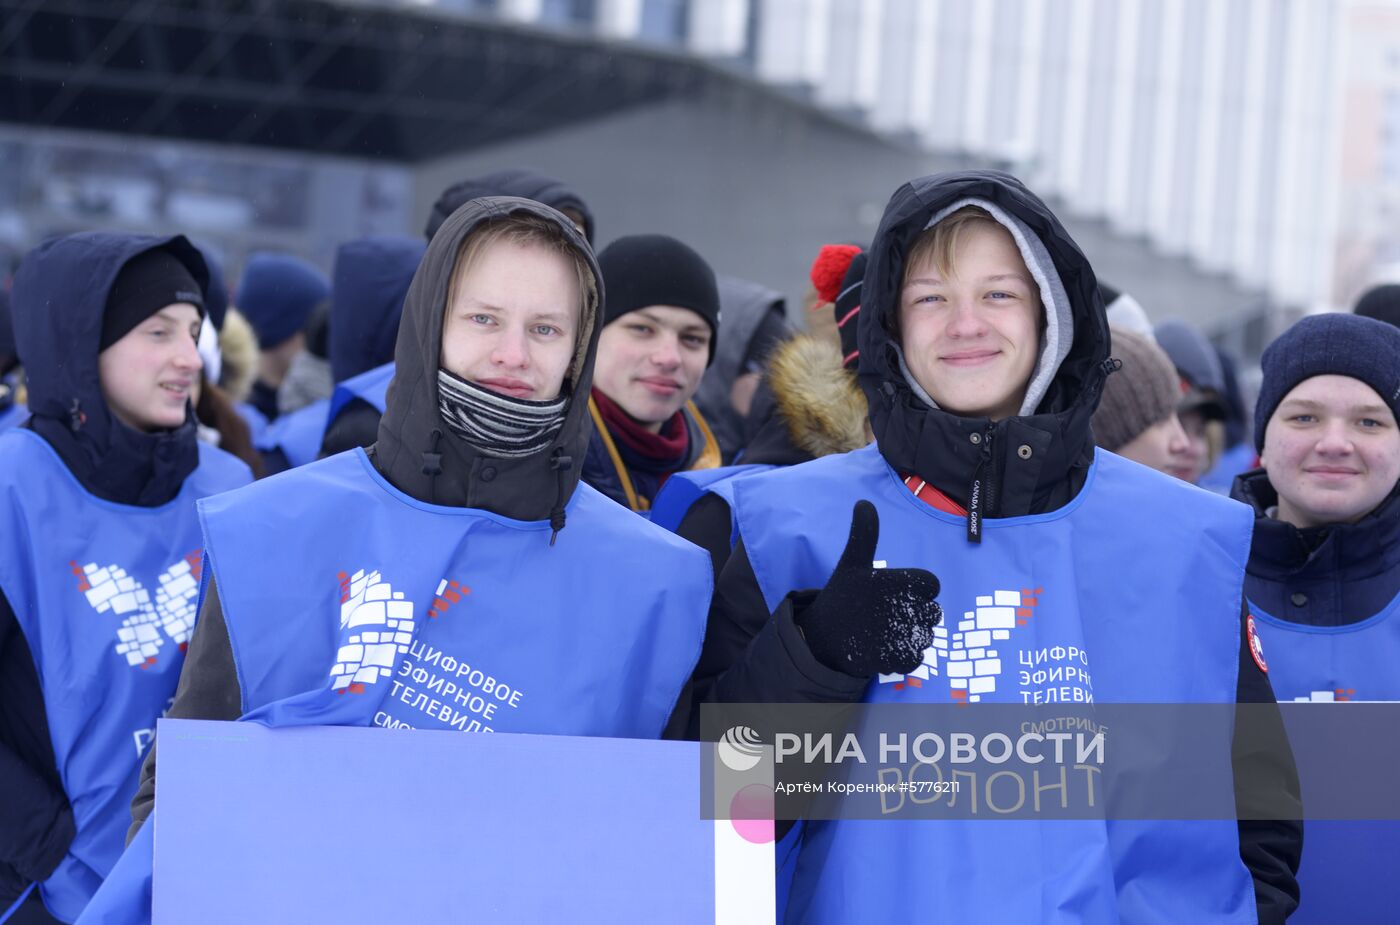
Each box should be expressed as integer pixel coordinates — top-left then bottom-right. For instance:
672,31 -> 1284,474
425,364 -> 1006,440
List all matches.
1232,468 -> 1400,585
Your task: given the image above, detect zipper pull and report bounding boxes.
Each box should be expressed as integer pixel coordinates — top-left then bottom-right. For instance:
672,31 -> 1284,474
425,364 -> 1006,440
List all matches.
966,426 -> 994,544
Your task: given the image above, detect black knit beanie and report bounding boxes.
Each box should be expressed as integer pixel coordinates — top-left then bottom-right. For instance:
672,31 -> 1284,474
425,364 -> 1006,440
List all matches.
101,248 -> 205,351
1254,313 -> 1400,451
597,234 -> 721,366
1353,283 -> 1400,329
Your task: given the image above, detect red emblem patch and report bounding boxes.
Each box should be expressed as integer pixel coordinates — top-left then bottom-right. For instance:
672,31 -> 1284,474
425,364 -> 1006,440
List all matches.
1247,615 -> 1268,674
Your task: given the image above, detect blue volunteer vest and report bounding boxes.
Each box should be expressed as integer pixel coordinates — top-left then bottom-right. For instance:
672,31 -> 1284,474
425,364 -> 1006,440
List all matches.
232,402 -> 267,444
254,397 -> 329,470
204,447 -> 709,735
1249,594 -> 1400,923
733,444 -> 1257,924
1250,593 -> 1400,705
0,428 -> 250,924
1200,442 -> 1258,496
75,448 -> 711,925
648,464 -> 773,533
327,362 -> 393,422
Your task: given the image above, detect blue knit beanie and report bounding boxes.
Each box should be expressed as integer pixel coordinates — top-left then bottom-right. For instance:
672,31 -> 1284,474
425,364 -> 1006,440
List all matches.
234,252 -> 331,349
1254,313 -> 1400,452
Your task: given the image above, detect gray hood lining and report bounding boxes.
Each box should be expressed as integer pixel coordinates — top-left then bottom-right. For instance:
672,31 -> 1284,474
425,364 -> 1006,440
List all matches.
901,196 -> 1075,418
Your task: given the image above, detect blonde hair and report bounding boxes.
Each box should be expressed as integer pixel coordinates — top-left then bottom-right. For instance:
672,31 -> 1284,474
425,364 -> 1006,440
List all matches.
904,205 -> 1001,283
446,213 -> 598,379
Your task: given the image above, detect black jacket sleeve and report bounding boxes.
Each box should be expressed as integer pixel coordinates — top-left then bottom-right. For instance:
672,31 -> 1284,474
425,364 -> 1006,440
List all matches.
0,589 -> 75,905
126,575 -> 243,844
319,400 -> 382,460
664,538 -> 867,740
1233,598 -> 1303,924
675,493 -> 739,584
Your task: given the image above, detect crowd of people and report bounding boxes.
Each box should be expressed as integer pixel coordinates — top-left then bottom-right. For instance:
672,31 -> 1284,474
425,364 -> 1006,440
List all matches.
2,165 -> 1399,923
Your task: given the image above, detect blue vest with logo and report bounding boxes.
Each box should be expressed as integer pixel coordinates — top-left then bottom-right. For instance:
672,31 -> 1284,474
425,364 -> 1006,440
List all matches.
202,448 -> 708,736
254,397 -> 329,470
73,449 -> 711,925
732,444 -> 1257,924
328,362 -> 393,422
1249,593 -> 1400,923
648,464 -> 773,533
0,428 -> 250,923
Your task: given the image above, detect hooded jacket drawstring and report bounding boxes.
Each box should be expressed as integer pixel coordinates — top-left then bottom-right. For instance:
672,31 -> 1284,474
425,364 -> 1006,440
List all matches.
421,428 -> 444,505
548,449 -> 571,545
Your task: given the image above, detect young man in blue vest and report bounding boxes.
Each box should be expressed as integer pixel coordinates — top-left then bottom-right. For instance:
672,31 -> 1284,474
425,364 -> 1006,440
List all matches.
683,171 -> 1301,923
0,234 -> 252,924
1231,312 -> 1400,921
81,198 -> 711,924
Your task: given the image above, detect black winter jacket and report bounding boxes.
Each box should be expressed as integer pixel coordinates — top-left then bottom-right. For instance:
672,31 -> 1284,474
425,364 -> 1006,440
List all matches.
1233,469 -> 1400,627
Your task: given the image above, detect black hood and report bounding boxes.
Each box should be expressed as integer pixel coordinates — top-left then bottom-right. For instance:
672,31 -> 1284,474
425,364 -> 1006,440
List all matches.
424,169 -> 596,244
12,232 -> 209,506
859,170 -> 1111,524
372,197 -> 602,529
329,234 -> 426,383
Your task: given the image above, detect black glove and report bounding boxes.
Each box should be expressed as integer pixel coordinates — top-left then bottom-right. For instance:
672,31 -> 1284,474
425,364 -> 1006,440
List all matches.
795,500 -> 943,678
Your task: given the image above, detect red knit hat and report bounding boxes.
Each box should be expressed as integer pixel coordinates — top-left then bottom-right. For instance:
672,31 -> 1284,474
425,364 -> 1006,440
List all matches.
809,244 -> 864,369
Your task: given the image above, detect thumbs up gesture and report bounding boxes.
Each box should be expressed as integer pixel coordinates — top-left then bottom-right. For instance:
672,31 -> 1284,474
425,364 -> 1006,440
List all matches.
796,500 -> 943,678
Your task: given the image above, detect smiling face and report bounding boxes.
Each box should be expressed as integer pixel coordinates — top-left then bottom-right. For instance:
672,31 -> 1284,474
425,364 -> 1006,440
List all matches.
1261,375 -> 1400,528
440,236 -> 582,402
898,218 -> 1043,421
591,306 -> 711,431
98,303 -> 203,432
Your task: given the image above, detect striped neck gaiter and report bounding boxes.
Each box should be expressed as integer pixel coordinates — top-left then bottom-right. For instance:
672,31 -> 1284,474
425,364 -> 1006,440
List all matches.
436,368 -> 568,459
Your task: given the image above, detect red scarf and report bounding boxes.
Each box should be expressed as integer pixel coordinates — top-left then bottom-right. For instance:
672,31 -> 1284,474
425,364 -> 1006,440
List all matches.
591,389 -> 689,462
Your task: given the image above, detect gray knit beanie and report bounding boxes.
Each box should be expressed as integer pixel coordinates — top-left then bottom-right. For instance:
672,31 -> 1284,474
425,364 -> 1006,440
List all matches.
1093,329 -> 1182,451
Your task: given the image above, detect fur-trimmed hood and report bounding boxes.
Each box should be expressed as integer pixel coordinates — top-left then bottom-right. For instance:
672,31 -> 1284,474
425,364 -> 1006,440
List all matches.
741,334 -> 868,466
767,335 -> 867,459
217,308 -> 260,404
